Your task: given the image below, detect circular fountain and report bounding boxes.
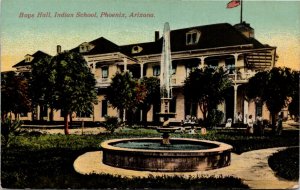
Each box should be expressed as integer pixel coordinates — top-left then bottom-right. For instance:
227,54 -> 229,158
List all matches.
101,138 -> 232,172
100,23 -> 233,172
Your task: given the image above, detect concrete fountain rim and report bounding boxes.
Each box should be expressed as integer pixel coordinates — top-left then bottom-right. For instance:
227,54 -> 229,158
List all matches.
100,138 -> 233,154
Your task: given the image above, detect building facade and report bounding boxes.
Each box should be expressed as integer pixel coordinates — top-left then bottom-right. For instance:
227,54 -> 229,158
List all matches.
12,22 -> 277,124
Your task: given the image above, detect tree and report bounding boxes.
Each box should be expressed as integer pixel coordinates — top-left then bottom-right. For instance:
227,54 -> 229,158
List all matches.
139,77 -> 160,123
183,67 -> 231,127
246,67 -> 293,131
106,72 -> 146,123
50,51 -> 98,135
30,56 -> 55,121
1,71 -> 31,120
288,70 -> 299,121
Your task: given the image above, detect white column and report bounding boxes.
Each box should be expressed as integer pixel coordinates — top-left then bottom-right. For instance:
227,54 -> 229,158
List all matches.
243,100 -> 248,124
123,109 -> 126,122
233,84 -> 240,123
140,62 -> 144,78
198,56 -> 206,69
37,105 -> 40,120
123,57 -> 128,72
233,53 -> 239,81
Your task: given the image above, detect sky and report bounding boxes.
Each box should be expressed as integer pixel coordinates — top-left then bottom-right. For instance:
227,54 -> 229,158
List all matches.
1,0 -> 300,71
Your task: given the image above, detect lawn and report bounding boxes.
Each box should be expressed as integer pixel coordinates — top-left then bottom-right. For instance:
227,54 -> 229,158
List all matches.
1,128 -> 299,189
268,147 -> 299,181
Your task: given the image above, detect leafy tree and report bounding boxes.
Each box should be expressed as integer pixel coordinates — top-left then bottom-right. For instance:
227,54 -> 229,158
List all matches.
184,67 -> 231,127
30,56 -> 55,121
1,71 -> 31,120
139,77 -> 160,123
106,72 -> 146,122
288,70 -> 299,121
246,67 -> 293,131
50,51 -> 98,134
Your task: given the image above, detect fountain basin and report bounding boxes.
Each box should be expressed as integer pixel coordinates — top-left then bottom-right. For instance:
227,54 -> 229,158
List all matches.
101,138 -> 232,172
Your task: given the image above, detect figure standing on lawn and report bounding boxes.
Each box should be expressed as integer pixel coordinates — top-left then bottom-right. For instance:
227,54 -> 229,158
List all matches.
247,115 -> 254,134
236,112 -> 243,127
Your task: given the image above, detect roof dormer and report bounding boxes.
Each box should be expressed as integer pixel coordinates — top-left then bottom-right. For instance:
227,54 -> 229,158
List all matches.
79,42 -> 95,53
24,54 -> 33,63
186,29 -> 201,45
131,45 -> 143,54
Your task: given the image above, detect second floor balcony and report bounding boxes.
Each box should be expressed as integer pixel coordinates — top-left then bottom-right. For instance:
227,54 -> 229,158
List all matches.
228,70 -> 256,84
96,78 -> 111,88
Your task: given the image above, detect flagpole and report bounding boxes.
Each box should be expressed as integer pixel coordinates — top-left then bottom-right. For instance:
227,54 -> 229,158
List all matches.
240,0 -> 243,23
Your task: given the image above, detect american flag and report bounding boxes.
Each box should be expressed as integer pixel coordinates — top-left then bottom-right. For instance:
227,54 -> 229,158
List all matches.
227,0 -> 240,8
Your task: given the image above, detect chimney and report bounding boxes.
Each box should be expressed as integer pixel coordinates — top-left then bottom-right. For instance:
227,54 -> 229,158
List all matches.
155,31 -> 159,41
234,22 -> 255,38
57,45 -> 61,54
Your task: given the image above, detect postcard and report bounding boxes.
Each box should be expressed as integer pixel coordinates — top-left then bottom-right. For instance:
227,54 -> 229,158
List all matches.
1,0 -> 299,189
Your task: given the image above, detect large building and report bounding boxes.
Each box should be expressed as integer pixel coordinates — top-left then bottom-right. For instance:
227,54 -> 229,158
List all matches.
12,22 -> 277,124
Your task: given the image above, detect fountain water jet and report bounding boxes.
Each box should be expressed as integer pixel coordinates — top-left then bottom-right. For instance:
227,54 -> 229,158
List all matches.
156,22 -> 178,145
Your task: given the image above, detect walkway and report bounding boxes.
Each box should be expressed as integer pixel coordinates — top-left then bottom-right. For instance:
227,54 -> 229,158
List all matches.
74,147 -> 299,189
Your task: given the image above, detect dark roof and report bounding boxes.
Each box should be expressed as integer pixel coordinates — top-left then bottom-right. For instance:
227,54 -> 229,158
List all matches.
13,51 -> 52,68
119,23 -> 266,57
71,37 -> 121,55
170,23 -> 264,52
247,38 -> 266,48
121,40 -> 162,56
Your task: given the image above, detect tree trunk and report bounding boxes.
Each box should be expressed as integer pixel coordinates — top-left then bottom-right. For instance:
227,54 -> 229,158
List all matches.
271,112 -> 277,134
64,114 -> 69,135
69,113 -> 72,129
142,107 -> 149,127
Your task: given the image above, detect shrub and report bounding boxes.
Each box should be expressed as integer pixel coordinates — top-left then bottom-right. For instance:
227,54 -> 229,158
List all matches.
268,147 -> 299,180
1,118 -> 23,147
103,116 -> 120,134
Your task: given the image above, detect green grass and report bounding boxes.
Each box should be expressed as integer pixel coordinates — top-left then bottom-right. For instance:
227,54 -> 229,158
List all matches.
1,128 -> 299,188
268,147 -> 299,181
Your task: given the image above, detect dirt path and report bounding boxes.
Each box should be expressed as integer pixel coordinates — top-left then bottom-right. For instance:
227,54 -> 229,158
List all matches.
74,147 -> 299,189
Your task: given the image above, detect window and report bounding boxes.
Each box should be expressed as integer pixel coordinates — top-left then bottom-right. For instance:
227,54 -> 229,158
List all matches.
256,102 -> 263,118
25,56 -> 31,62
172,62 -> 177,75
153,66 -> 160,76
131,45 -> 143,54
186,30 -> 200,45
102,100 -> 108,117
170,96 -> 177,113
102,67 -> 108,78
76,111 -> 91,118
40,105 -> 48,117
